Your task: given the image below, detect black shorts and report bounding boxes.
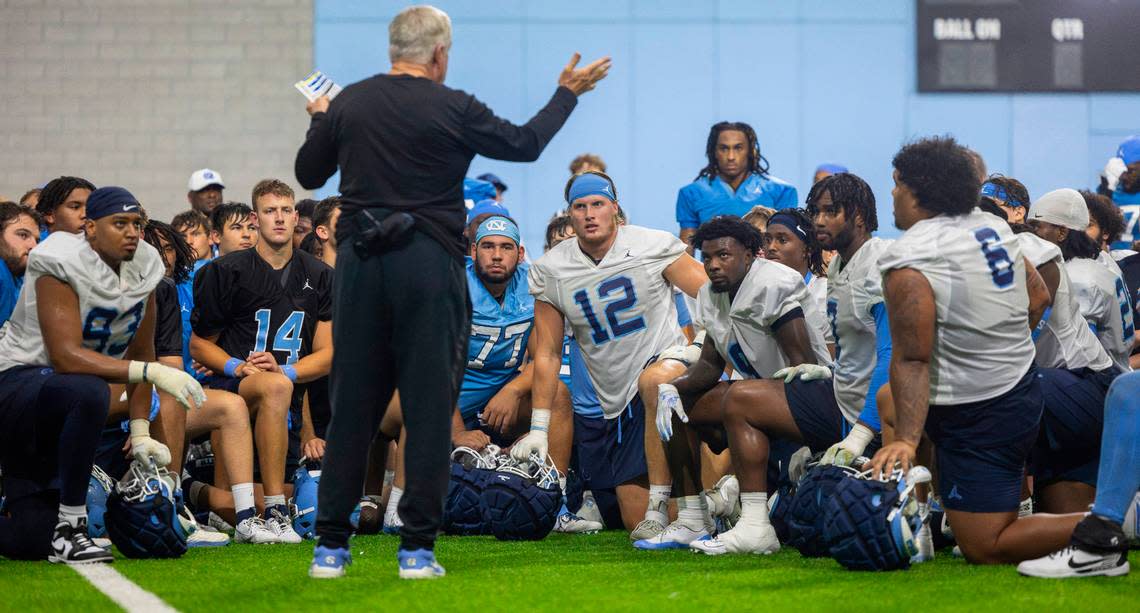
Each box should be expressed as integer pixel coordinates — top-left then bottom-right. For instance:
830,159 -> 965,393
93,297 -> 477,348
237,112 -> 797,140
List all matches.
926,368 -> 1042,513
1032,366 -> 1119,487
572,397 -> 648,490
782,378 -> 848,452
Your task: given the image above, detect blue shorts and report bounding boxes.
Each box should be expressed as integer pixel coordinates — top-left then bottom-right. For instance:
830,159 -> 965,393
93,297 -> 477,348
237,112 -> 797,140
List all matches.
926,368 -> 1042,513
782,378 -> 848,452
1032,366 -> 1119,487
572,396 -> 647,490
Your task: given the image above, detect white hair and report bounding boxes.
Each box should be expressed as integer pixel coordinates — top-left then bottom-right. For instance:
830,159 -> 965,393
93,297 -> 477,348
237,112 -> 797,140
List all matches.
389,5 -> 452,64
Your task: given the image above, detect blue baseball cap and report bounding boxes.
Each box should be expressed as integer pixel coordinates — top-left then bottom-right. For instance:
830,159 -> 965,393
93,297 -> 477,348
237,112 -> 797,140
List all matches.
86,186 -> 142,220
815,163 -> 848,175
1117,136 -> 1140,166
476,172 -> 507,193
474,215 -> 520,246
467,199 -> 511,223
566,172 -> 617,204
463,177 -> 497,204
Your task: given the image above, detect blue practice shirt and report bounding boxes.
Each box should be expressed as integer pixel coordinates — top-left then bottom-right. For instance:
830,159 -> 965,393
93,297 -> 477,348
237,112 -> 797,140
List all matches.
177,259 -> 211,378
1112,187 -> 1140,249
458,258 -> 534,420
0,265 -> 22,326
676,173 -> 799,230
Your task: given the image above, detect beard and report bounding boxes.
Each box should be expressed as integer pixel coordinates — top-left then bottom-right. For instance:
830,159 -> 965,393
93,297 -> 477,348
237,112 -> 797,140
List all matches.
0,250 -> 24,277
474,259 -> 515,285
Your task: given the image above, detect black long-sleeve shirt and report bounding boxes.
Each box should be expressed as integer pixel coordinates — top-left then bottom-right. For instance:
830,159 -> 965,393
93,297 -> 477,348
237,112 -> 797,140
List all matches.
295,74 -> 578,239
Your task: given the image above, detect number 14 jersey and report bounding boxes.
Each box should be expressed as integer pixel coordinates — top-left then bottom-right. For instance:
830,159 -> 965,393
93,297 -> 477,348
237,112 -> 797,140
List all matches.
529,225 -> 687,418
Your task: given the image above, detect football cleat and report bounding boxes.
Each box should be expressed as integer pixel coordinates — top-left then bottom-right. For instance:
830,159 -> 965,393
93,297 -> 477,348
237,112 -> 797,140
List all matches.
630,518 -> 666,542
554,511 -> 603,534
49,519 -> 114,565
208,512 -> 235,535
266,508 -> 303,544
911,517 -> 934,563
633,520 -> 708,550
397,548 -> 446,580
235,517 -> 278,544
179,506 -> 230,547
577,491 -> 604,526
705,474 -> 741,523
689,524 -> 780,556
309,545 -> 351,579
1017,547 -> 1129,578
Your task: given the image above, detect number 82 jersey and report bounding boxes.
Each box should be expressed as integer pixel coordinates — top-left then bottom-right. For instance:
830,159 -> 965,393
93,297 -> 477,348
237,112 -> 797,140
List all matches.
529,225 -> 687,418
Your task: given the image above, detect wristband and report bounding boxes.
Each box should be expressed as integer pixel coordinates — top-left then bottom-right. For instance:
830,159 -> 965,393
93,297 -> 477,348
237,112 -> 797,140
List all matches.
282,365 -> 298,382
224,358 -> 242,377
530,408 -> 551,433
129,418 -> 151,440
127,360 -> 146,384
846,423 -> 875,450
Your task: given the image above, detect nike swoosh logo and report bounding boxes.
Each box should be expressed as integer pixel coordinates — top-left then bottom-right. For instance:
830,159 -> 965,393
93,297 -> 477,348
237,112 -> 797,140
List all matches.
1068,556 -> 1113,570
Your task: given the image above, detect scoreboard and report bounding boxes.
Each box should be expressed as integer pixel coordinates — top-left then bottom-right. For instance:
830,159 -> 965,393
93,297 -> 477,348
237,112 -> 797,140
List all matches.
917,0 -> 1140,92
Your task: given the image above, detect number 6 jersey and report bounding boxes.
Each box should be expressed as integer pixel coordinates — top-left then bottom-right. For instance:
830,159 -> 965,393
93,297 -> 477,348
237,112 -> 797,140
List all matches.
529,225 -> 687,418
0,232 -> 165,370
877,210 -> 1035,405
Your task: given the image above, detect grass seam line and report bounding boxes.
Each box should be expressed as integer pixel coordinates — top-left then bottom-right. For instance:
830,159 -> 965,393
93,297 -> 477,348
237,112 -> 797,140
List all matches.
70,564 -> 179,613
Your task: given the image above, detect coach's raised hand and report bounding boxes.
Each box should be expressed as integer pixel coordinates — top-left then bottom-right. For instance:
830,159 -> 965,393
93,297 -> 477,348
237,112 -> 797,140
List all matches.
558,53 -> 611,96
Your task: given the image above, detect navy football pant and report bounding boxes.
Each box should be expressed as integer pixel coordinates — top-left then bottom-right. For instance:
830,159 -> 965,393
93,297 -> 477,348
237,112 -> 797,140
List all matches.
316,211 -> 470,551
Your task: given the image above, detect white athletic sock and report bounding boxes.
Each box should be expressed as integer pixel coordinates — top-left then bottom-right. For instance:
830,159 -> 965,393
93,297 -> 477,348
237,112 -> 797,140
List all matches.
738,492 -> 770,528
386,487 -> 404,518
59,504 -> 86,528
231,483 -> 255,518
646,485 -> 670,523
677,495 -> 707,529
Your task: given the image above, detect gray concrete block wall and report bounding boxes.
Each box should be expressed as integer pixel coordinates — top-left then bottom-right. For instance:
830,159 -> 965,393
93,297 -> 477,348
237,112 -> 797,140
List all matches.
0,0 -> 316,220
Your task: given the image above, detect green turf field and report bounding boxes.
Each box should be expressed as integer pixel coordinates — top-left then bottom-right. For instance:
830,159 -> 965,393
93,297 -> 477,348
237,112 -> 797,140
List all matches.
2,532 -> 1137,612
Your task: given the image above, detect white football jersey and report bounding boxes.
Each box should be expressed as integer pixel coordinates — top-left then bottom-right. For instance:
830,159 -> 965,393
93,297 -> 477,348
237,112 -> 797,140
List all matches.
530,225 -> 688,418
699,259 -> 831,379
0,232 -> 164,371
1067,257 -> 1133,372
879,211 -> 1035,404
805,272 -> 834,347
827,237 -> 892,423
1017,233 -> 1113,371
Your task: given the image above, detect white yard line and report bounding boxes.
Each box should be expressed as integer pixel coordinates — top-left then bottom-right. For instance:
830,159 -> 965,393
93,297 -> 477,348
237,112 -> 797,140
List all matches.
71,564 -> 179,613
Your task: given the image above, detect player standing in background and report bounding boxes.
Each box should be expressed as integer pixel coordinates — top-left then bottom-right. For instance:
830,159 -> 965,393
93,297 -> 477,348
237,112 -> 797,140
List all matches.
0,187 -> 204,564
35,176 -> 93,237
676,122 -> 798,249
526,172 -> 706,537
191,179 -> 334,544
187,169 -> 225,216
645,216 -> 830,551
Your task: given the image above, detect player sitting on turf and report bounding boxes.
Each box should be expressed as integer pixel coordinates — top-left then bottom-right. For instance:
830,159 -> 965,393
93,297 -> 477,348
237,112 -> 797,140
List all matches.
0,187 -> 205,564
870,136 -> 1086,566
643,216 -> 831,551
525,172 -> 707,537
190,179 -> 333,544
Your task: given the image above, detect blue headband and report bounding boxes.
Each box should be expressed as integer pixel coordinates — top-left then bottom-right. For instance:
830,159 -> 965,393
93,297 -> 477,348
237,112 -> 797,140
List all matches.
566,173 -> 617,204
980,182 -> 1024,208
475,215 -> 520,245
85,186 -> 141,220
767,211 -> 809,244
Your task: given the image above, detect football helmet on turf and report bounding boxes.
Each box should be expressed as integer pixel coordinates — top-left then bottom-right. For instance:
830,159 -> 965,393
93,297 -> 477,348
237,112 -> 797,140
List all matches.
823,465 -> 932,571
86,465 -> 116,538
480,453 -> 562,541
291,460 -> 321,539
785,456 -> 866,557
106,460 -> 187,559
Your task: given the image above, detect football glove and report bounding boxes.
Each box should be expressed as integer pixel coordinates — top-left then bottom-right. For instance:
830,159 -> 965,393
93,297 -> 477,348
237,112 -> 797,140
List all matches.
656,383 -> 687,442
773,363 -> 832,383
821,423 -> 875,467
510,408 -> 550,461
129,361 -> 206,411
129,419 -> 171,467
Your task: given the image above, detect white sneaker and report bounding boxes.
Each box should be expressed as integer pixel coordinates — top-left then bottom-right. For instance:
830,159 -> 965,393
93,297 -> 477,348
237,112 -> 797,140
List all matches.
208,512 -> 235,536
554,512 -> 603,534
577,491 -> 604,525
633,520 -> 708,550
630,517 -> 666,542
689,523 -> 780,556
179,506 -> 230,547
911,521 -> 934,563
1017,546 -> 1129,578
266,508 -> 303,544
706,475 -> 740,520
235,517 -> 279,544
49,520 -> 114,565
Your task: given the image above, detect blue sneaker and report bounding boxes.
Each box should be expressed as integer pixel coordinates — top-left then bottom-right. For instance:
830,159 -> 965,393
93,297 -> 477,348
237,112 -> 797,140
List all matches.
397,548 -> 445,580
309,545 -> 352,579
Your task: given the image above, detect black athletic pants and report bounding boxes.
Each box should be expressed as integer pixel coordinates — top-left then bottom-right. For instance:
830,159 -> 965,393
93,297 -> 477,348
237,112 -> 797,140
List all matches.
315,210 -> 469,551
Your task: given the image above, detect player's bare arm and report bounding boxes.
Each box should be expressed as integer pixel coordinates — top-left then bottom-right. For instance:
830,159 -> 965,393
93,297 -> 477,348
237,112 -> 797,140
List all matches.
481,362 -> 533,434
191,331 -> 260,378
452,406 -> 490,450
1023,257 -> 1051,331
772,315 -> 818,367
670,336 -> 725,398
528,300 -> 565,413
663,253 -> 708,298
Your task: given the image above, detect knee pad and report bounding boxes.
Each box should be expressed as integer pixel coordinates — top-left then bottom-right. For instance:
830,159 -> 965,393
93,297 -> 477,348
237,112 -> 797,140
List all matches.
442,463 -> 492,536
480,471 -> 560,541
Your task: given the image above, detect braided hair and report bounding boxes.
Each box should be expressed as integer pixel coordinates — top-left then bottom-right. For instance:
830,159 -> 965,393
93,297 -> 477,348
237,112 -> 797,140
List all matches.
695,122 -> 769,182
143,219 -> 195,284
36,176 -> 95,219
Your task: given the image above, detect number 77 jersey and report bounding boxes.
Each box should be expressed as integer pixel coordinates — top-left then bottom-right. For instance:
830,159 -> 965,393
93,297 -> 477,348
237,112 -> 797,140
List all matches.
529,225 -> 687,418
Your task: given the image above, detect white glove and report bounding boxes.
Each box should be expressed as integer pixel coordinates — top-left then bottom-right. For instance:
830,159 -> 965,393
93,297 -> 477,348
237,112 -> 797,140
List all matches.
658,343 -> 701,365
510,408 -> 550,461
129,419 -> 171,467
773,363 -> 832,383
129,361 -> 206,411
656,383 -> 687,442
1104,156 -> 1127,192
821,423 -> 875,467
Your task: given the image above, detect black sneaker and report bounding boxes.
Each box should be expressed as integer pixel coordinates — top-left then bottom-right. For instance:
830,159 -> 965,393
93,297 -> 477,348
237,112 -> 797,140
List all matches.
49,519 -> 114,564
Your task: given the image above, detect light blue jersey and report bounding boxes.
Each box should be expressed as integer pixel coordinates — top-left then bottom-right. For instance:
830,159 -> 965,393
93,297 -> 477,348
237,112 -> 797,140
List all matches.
177,258 -> 210,378
676,173 -> 798,230
458,258 -> 534,420
1111,187 -> 1140,250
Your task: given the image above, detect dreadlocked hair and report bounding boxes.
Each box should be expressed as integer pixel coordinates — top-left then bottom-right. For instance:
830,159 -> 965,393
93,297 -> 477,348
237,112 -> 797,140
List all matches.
1080,190 -> 1125,246
1058,228 -> 1101,262
771,208 -> 825,277
144,219 -> 194,284
805,172 -> 879,232
690,215 -> 763,254
695,122 -> 769,182
37,176 -> 95,218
